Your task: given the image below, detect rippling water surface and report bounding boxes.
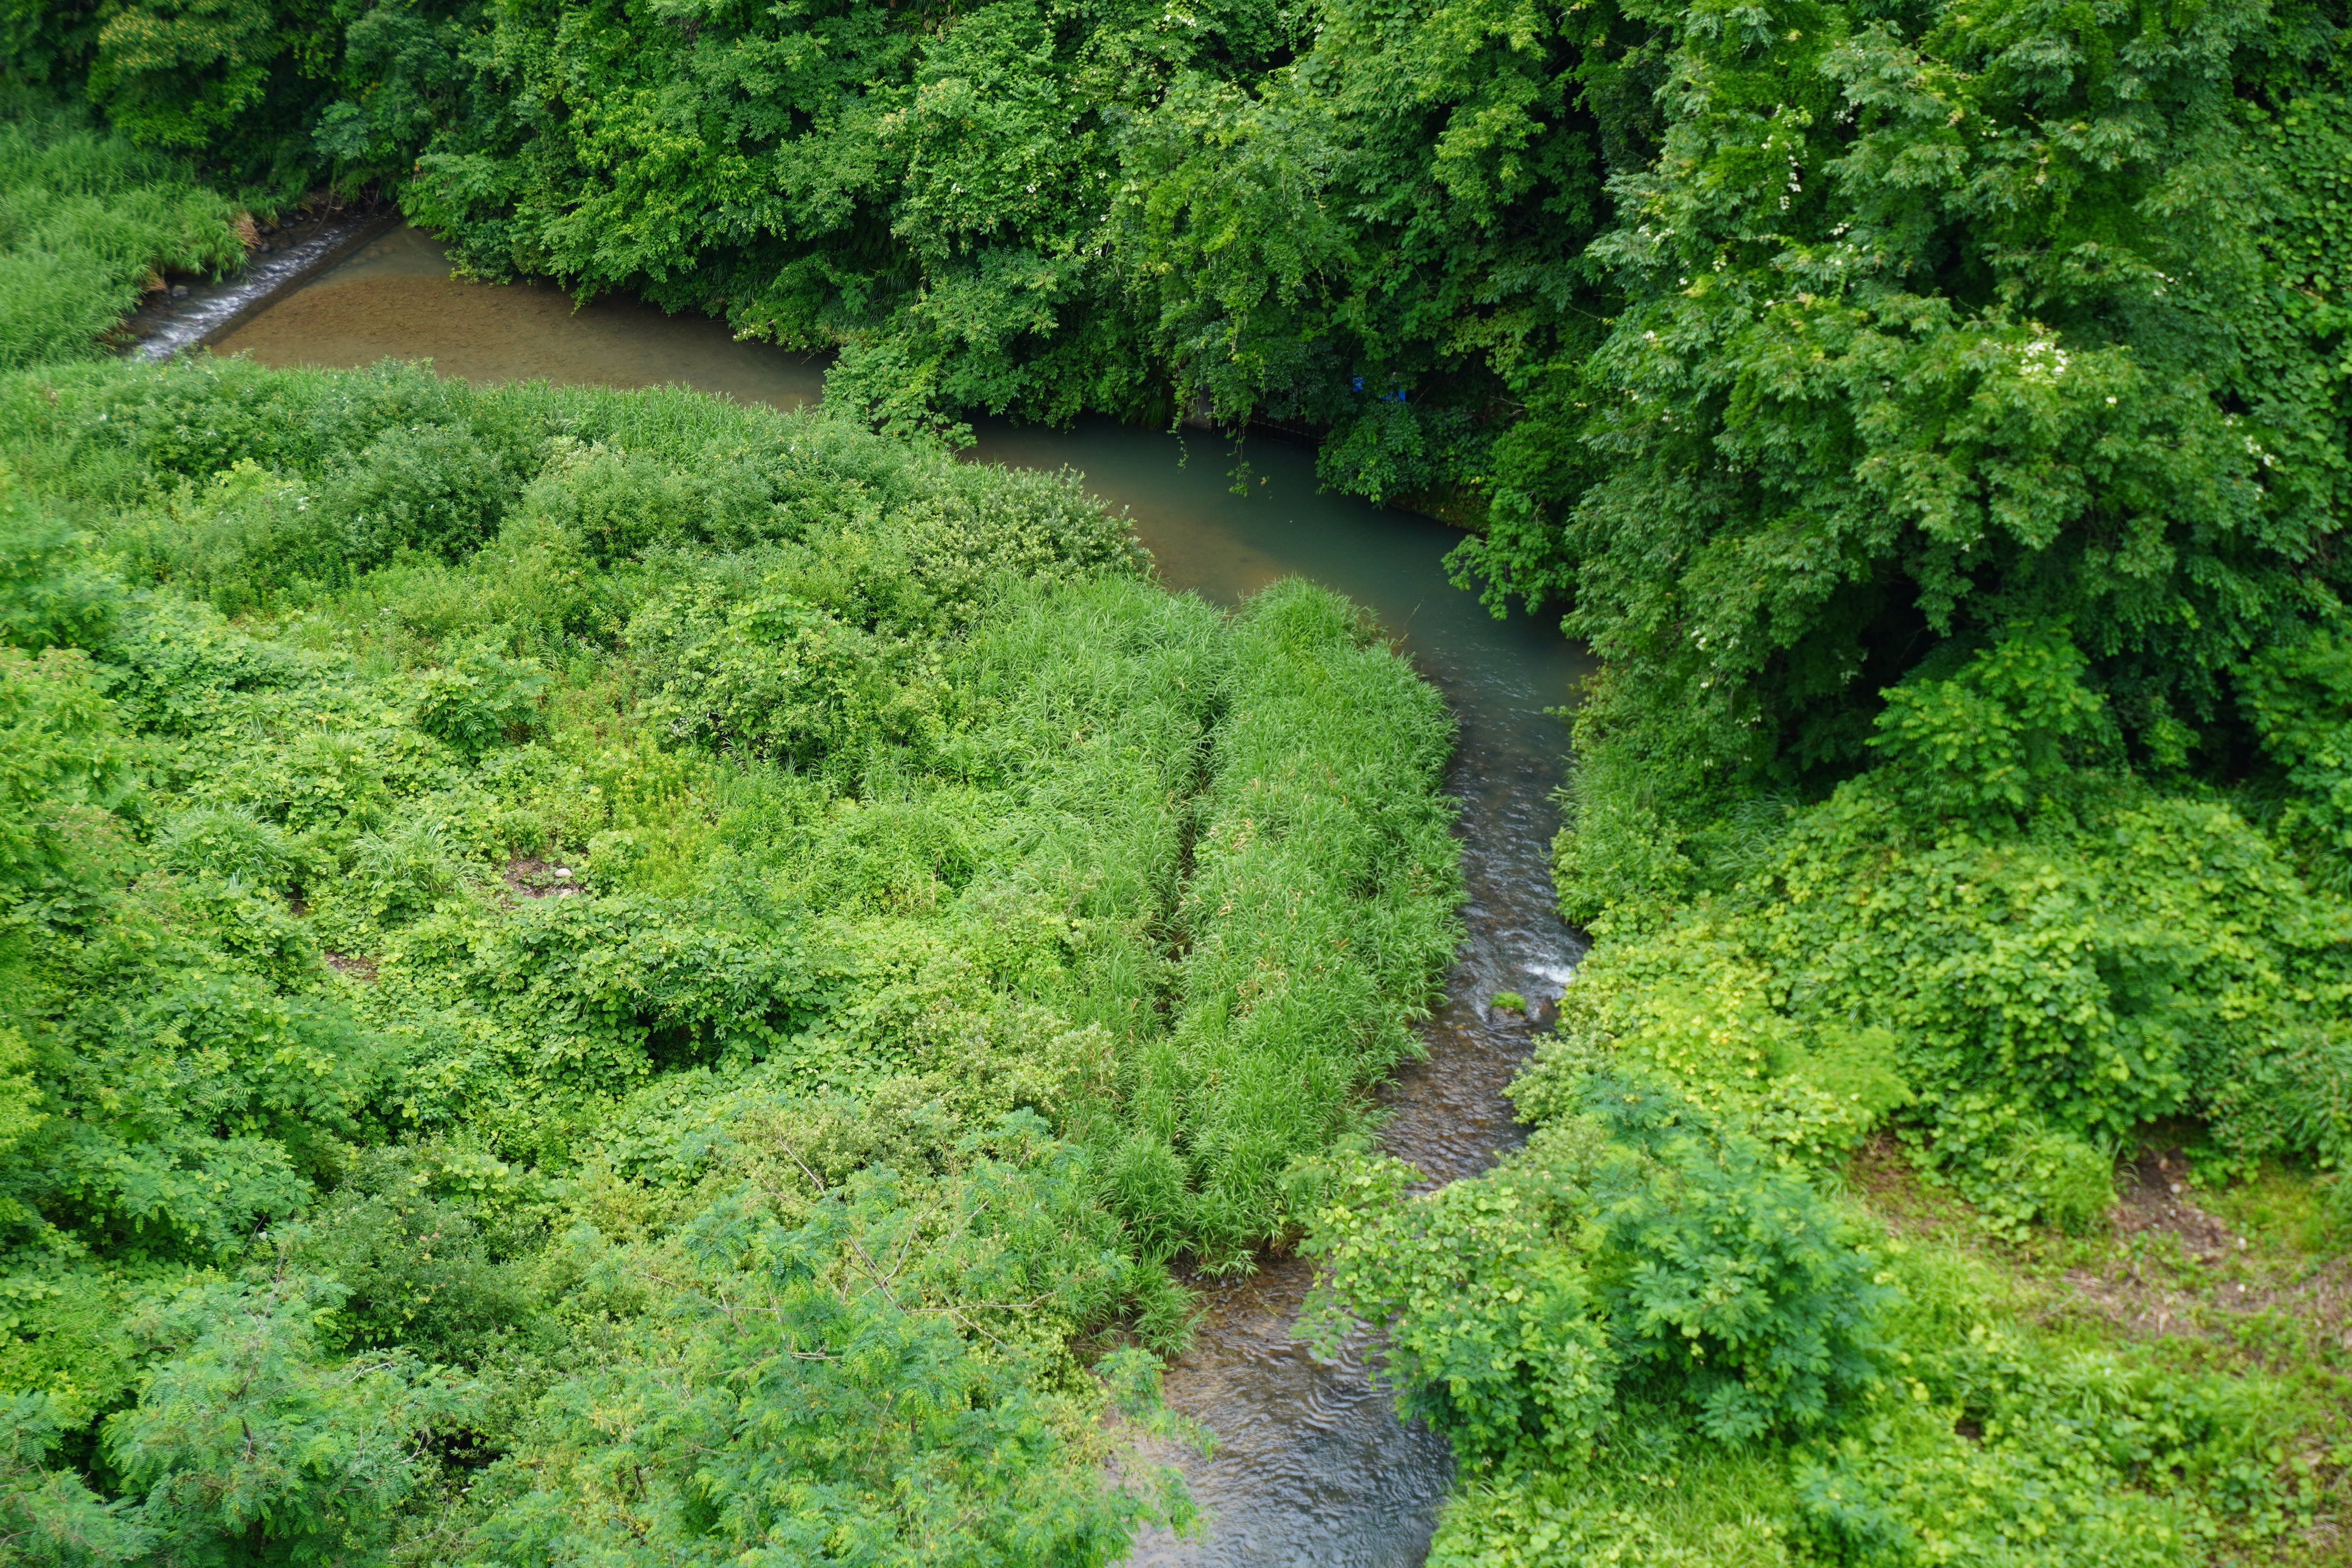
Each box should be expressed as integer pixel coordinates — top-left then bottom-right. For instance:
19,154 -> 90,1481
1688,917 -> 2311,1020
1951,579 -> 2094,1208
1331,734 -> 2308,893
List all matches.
193,232 -> 1591,1564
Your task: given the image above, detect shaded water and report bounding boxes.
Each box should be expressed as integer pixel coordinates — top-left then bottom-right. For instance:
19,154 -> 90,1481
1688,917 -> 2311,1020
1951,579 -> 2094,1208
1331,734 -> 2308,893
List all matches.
204,230 -> 1590,1565
215,226 -> 830,406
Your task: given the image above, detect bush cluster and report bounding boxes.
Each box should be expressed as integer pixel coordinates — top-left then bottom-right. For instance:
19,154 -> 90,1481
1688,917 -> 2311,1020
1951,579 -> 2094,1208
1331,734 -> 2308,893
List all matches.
1543,626 -> 2352,1233
0,355 -> 1462,1564
1303,627 -> 2351,1562
1306,1090 -> 2331,1563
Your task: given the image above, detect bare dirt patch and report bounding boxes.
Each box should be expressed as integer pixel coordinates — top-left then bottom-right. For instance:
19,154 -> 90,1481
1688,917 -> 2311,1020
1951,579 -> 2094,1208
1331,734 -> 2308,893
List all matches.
1853,1139 -> 2352,1361
323,951 -> 378,982
2110,1146 -> 2242,1253
505,856 -> 582,899
2051,1148 -> 2352,1365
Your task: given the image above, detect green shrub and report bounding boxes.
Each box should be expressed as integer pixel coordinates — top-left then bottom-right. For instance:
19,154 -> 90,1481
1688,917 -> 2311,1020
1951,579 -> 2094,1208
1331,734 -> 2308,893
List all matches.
2238,621 -> 2352,894
0,473 -> 113,652
323,419 -> 527,568
1544,629 -> 2352,1229
476,1113 -> 1183,1567
1796,1409 -> 2202,1568
413,642 -> 547,758
290,1146 -> 549,1368
1306,1152 -> 1615,1465
516,438 -> 787,566
1512,956 -> 1912,1177
105,1278 -> 475,1566
631,570 -> 936,772
1867,625 -> 2116,828
112,460 -> 340,615
1309,1077 -> 1892,1459
1578,1079 -> 1893,1441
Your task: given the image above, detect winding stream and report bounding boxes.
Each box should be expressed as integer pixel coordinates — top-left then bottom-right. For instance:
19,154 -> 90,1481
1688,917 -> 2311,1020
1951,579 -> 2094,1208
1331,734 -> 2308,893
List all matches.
198,230 -> 1591,1565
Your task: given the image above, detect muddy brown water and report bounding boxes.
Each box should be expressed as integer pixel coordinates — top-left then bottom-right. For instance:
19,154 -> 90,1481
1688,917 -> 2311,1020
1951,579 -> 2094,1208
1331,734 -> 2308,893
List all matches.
203,228 -> 1591,1565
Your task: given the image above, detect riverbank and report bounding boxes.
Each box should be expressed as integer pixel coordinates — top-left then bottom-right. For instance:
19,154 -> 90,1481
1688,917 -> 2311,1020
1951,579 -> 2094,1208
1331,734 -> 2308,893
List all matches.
0,351 -> 1503,1565
44,135 -> 2352,1568
136,222 -> 1494,531
0,94 -> 245,368
119,199 -> 393,360
83,218 -> 1597,1565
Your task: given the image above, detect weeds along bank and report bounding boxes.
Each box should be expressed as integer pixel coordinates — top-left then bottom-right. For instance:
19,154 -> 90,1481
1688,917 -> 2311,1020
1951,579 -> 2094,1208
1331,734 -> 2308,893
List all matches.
0,96 -> 244,369
1306,635 -> 2352,1563
0,353 -> 1462,1565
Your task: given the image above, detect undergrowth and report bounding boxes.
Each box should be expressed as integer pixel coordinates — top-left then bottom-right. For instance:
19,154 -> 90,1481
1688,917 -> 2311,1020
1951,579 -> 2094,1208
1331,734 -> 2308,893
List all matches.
1303,626 -> 2352,1564
0,353 -> 1463,1564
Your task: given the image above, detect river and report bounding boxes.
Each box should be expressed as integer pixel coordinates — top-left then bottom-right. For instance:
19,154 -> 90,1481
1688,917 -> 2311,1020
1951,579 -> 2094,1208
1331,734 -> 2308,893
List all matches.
202,226 -> 1591,1567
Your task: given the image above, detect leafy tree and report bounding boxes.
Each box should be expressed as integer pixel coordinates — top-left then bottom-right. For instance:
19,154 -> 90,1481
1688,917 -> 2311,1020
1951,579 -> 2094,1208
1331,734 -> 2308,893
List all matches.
0,1393 -> 153,1568
106,1277 -> 474,1566
1501,0 -> 2349,819
1112,0 -> 1625,498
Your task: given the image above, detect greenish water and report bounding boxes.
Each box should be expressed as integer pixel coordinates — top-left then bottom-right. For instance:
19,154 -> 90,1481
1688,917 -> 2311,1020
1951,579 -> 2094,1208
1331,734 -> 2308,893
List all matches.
207,228 -> 1591,1568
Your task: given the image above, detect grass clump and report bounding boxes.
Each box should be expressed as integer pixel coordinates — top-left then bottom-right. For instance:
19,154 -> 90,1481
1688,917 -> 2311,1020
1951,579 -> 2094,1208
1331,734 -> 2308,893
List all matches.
0,95 -> 245,368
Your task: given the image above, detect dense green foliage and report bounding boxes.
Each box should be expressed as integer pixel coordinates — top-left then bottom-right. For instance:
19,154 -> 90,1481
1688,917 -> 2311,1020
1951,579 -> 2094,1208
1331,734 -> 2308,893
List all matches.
7,0 -> 1632,501
0,95 -> 243,369
1307,733 -> 2351,1561
1310,1081 -> 1893,1459
10,0 -> 2349,788
1478,0 -> 2352,803
1305,619 -> 2352,1563
0,353 -> 1463,1563
9,0 -> 2352,1555
1542,623 -> 2352,1215
1309,1134 -> 2307,1564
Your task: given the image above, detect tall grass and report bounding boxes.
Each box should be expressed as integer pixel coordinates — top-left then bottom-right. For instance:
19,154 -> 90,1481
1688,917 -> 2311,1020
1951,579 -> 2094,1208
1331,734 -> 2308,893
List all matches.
0,94 -> 246,368
1145,581 -> 1463,1265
